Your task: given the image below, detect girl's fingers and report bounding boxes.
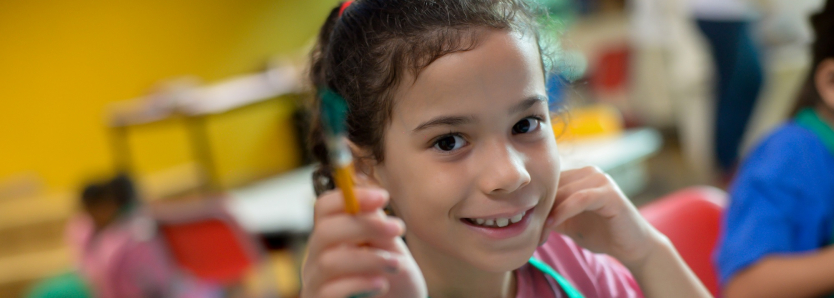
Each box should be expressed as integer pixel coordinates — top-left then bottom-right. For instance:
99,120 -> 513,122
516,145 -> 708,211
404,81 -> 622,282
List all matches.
309,246 -> 401,282
540,186 -> 604,244
541,169 -> 608,232
557,166 -> 605,186
556,168 -> 611,200
551,188 -> 608,227
307,213 -> 405,257
317,276 -> 388,298
314,187 -> 390,221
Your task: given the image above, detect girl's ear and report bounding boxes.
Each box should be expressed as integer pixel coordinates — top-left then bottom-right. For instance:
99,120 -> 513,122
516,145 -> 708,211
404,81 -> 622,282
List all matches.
816,58 -> 834,110
346,140 -> 383,188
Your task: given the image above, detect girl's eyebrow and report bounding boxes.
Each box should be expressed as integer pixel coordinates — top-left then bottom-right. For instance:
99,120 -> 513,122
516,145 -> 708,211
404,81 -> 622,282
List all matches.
413,115 -> 474,133
509,95 -> 548,114
412,95 -> 548,133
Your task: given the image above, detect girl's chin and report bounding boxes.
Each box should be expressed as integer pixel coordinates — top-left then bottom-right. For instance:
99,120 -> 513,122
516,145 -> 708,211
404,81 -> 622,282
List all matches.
459,241 -> 540,272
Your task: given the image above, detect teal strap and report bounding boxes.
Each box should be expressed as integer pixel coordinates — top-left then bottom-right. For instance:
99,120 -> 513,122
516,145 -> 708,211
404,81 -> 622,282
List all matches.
427,258 -> 585,298
528,257 -> 585,298
795,108 -> 834,157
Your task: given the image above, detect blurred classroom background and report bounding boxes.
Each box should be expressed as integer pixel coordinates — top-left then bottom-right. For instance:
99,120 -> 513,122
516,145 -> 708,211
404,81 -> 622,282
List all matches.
0,0 -> 824,297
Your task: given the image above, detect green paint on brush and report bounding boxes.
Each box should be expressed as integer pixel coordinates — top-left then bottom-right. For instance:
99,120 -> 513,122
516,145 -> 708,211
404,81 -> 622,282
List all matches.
320,88 -> 349,136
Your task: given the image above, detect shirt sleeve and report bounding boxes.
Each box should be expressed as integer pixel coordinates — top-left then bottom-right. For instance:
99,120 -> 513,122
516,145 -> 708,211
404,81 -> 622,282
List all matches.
534,232 -> 645,298
714,125 -> 834,286
64,215 -> 94,268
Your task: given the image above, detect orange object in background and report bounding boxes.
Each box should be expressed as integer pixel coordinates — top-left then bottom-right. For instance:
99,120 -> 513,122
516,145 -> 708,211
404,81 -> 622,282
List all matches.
553,103 -> 624,141
639,187 -> 727,298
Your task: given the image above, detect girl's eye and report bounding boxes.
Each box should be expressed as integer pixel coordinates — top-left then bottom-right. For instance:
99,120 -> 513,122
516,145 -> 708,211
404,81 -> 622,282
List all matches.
512,117 -> 541,134
434,135 -> 467,152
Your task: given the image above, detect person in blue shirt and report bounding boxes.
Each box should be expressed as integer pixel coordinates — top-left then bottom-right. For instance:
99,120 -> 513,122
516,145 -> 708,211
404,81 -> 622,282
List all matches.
714,1 -> 834,297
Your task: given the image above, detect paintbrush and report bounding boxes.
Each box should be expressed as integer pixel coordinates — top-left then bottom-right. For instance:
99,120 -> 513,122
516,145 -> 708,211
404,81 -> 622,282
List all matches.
319,88 -> 360,214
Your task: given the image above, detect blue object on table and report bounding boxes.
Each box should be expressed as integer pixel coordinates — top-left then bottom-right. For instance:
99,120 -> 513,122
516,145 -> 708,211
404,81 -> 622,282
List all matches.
546,73 -> 567,111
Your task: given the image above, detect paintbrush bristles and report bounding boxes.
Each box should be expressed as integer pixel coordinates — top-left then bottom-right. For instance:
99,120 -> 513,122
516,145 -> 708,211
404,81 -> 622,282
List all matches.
320,88 -> 349,136
319,88 -> 359,215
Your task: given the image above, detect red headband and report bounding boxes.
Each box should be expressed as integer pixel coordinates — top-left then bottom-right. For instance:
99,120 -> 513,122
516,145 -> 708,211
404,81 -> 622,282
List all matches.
338,1 -> 354,17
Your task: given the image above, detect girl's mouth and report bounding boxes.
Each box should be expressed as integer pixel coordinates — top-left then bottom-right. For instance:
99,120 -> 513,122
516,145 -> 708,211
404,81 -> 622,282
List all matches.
463,209 -> 527,228
460,207 -> 536,239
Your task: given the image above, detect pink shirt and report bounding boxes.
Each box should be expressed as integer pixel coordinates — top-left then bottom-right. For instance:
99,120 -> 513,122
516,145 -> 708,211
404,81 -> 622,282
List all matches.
66,213 -> 173,298
515,232 -> 645,298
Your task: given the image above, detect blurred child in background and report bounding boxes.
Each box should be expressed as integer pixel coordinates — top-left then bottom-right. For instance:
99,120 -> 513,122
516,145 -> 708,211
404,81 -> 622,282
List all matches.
690,0 -> 764,176
714,1 -> 834,297
66,174 -> 173,298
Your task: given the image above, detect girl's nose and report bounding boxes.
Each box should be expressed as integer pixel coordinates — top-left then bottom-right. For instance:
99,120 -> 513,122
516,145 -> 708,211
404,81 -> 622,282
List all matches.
478,141 -> 531,195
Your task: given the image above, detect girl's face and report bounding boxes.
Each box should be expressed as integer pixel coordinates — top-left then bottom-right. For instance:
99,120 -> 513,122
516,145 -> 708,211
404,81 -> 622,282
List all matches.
370,29 -> 560,272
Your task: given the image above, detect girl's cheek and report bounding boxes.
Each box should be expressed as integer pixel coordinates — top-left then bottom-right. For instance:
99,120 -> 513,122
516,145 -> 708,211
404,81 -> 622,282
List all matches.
531,145 -> 559,178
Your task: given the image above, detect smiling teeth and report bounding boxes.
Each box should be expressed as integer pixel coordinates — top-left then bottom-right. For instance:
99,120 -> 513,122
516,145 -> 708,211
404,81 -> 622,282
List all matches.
468,211 -> 526,228
496,218 -> 509,227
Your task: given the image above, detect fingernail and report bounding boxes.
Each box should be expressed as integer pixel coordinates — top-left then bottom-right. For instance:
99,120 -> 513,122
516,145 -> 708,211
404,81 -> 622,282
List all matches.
545,218 -> 555,228
378,251 -> 400,273
348,278 -> 384,298
348,290 -> 380,298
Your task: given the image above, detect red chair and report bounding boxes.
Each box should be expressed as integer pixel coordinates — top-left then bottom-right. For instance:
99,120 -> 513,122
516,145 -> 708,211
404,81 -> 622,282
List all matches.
639,186 -> 727,297
153,198 -> 260,286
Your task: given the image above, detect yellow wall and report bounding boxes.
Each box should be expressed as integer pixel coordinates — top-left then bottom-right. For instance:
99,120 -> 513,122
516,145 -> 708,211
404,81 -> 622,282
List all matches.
0,0 -> 340,194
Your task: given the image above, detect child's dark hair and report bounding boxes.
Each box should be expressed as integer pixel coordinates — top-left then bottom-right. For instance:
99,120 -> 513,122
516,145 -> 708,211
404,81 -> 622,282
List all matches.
308,0 -> 552,195
81,183 -> 109,208
793,0 -> 834,114
81,173 -> 137,210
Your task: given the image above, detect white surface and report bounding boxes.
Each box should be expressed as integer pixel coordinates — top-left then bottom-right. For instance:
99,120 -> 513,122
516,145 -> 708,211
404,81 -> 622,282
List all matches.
108,64 -> 301,126
227,129 -> 662,234
226,166 -> 316,234
687,0 -> 756,20
559,128 -> 663,171
178,66 -> 301,115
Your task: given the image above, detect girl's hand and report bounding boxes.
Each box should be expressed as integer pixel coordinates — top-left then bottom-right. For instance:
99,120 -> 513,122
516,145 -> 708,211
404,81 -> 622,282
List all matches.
541,166 -> 667,267
300,188 -> 427,298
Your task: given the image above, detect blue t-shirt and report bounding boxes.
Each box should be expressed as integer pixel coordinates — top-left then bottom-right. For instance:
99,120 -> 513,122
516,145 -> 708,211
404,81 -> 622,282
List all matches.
714,116 -> 834,287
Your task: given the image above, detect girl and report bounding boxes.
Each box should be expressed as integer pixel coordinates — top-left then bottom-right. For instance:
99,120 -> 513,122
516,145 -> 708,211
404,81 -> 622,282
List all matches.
301,1 -> 711,297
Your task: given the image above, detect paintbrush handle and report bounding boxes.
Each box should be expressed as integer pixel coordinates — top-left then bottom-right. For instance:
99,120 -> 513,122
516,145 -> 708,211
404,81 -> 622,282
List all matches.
333,164 -> 360,214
